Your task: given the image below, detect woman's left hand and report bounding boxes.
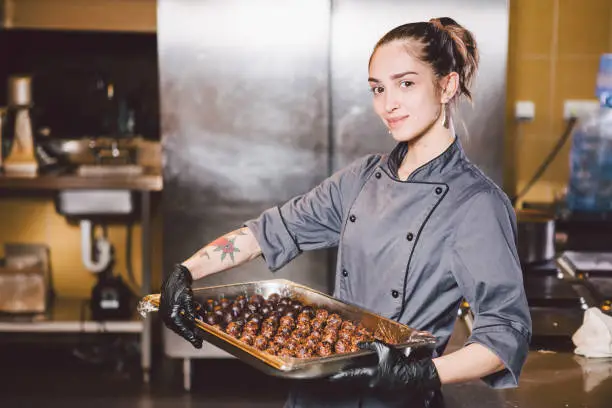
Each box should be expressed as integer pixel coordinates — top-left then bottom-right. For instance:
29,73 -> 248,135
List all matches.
329,340 -> 441,391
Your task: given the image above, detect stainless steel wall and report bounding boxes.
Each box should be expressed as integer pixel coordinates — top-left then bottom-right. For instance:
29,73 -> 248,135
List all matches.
158,0 -> 509,358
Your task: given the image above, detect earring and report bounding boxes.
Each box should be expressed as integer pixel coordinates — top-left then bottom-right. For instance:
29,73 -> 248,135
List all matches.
442,103 -> 449,128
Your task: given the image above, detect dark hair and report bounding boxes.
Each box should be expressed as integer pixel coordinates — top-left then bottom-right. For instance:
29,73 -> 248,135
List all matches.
370,17 -> 479,102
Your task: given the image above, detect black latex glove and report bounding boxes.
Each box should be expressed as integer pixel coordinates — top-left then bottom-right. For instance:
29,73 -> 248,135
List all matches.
160,264 -> 203,349
329,340 -> 441,391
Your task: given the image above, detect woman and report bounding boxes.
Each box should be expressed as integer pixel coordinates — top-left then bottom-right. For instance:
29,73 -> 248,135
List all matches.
160,17 -> 532,407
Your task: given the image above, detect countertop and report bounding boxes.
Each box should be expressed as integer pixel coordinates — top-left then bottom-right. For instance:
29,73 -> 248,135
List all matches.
0,168 -> 162,191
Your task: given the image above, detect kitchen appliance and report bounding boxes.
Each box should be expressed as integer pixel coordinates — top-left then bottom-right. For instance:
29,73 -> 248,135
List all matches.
3,75 -> 38,176
158,0 -> 509,367
138,279 -> 437,379
517,209 -> 556,266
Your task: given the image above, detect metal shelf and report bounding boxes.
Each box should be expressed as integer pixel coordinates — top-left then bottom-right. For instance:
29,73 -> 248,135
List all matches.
0,298 -> 145,333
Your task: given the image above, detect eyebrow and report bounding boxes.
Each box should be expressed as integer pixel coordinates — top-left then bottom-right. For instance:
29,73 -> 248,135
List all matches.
368,71 -> 419,83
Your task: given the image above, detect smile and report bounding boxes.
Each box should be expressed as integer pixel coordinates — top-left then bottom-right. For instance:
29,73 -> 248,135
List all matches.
386,115 -> 409,129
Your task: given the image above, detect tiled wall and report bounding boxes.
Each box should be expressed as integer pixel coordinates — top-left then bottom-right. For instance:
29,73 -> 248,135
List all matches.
506,0 -> 612,206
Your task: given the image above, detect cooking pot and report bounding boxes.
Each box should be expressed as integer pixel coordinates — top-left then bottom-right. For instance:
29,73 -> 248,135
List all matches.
517,209 -> 556,265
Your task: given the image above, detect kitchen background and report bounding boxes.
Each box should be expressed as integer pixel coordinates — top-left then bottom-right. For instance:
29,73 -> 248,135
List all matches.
0,0 -> 612,406
1,0 -> 610,299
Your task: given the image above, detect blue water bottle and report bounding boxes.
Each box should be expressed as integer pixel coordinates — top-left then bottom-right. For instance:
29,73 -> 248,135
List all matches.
596,54 -> 612,107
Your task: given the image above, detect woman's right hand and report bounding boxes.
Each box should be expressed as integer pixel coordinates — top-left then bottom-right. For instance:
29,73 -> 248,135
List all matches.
159,264 -> 203,349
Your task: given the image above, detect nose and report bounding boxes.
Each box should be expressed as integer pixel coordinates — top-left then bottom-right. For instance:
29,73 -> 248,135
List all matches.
384,89 -> 400,113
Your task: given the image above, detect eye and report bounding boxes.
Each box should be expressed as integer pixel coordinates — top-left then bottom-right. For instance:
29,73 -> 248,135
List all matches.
400,80 -> 414,88
370,86 -> 384,95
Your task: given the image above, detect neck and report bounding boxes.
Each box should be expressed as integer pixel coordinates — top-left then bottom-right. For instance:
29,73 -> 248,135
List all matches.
397,120 -> 456,180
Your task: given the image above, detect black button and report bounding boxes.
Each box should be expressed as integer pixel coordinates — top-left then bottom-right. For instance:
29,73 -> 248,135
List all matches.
342,269 -> 348,277
375,172 -> 382,179
391,290 -> 400,298
349,215 -> 356,222
406,233 -> 414,241
435,187 -> 443,195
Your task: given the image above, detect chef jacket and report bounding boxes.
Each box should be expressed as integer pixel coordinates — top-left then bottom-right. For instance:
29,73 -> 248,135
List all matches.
244,136 -> 532,403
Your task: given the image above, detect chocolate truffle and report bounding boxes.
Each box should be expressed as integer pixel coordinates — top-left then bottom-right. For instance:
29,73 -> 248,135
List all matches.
315,309 -> 329,321
279,348 -> 296,358
340,321 -> 356,333
248,313 -> 263,325
240,333 -> 255,346
265,344 -> 281,355
279,297 -> 292,306
291,303 -> 303,315
254,335 -> 268,350
322,329 -> 338,344
279,316 -> 295,329
226,321 -> 242,338
311,318 -> 326,331
327,313 -> 342,327
277,326 -> 292,337
246,303 -> 259,314
334,339 -> 350,354
273,334 -> 289,346
205,298 -> 218,312
317,342 -> 333,357
302,336 -> 318,350
205,312 -> 220,326
219,297 -> 231,309
296,346 -> 314,359
249,294 -> 265,307
230,304 -> 242,318
266,293 -> 281,306
235,295 -> 247,309
338,329 -> 353,342
260,325 -> 275,339
301,306 -> 315,318
296,321 -> 310,334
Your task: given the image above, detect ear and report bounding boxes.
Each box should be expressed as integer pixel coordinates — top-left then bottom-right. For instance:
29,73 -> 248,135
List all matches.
439,72 -> 460,103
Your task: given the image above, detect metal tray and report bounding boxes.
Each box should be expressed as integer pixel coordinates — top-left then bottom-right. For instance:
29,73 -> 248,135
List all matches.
138,279 -> 437,379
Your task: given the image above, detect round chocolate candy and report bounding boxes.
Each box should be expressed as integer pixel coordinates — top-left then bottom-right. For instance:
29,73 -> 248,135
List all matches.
213,305 -> 224,318
235,295 -> 247,309
338,329 -> 353,342
340,321 -> 356,333
246,303 -> 259,314
315,308 -> 329,321
260,325 -> 275,339
248,313 -> 263,325
259,304 -> 272,317
322,329 -> 338,344
296,321 -> 310,334
226,322 -> 242,338
230,304 -> 242,318
296,313 -> 311,325
205,312 -> 220,326
285,337 -> 299,352
265,344 -> 281,355
334,339 -> 350,354
317,342 -> 333,357
327,313 -> 342,326
219,297 -> 231,309
290,330 -> 307,341
291,303 -> 303,315
279,348 -> 296,358
355,325 -> 371,337
244,325 -> 259,337
351,333 -> 367,347
273,334 -> 289,346
296,345 -> 314,359
262,317 -> 279,329
309,329 -> 322,340
249,294 -> 265,307
279,297 -> 292,306
302,336 -> 318,350
275,305 -> 288,316
311,318 -> 326,331
279,315 -> 295,329
267,293 -> 281,306
277,326 -> 292,337
205,298 -> 218,312
240,333 -> 255,346
254,335 -> 268,350
300,306 -> 315,319
222,310 -> 234,326
241,309 -> 254,322
284,309 -> 297,319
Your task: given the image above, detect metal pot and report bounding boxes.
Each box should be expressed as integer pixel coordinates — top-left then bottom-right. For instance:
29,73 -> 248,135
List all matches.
517,209 -> 556,265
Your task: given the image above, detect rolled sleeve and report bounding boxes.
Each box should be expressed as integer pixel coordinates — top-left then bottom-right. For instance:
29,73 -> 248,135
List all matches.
451,189 -> 532,388
245,155 -> 379,272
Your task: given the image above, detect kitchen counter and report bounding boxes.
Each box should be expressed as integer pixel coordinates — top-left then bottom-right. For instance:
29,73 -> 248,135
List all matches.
0,168 -> 162,191
442,350 -> 612,408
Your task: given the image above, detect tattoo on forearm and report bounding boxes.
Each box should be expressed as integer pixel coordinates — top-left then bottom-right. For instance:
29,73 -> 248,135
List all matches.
198,250 -> 210,259
211,235 -> 241,263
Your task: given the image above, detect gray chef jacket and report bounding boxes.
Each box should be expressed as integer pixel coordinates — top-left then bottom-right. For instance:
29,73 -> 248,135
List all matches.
245,136 -> 532,405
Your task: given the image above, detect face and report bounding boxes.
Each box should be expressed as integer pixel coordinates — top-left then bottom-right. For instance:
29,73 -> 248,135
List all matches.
368,40 -> 446,142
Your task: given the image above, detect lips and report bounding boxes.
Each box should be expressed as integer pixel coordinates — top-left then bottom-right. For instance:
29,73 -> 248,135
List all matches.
386,115 -> 409,129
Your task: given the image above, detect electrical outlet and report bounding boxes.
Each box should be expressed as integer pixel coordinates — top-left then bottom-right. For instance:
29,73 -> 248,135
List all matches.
515,101 -> 535,121
563,100 -> 600,119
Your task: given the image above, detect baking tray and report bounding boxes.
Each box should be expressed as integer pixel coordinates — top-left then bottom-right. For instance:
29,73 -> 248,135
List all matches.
138,279 -> 437,379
